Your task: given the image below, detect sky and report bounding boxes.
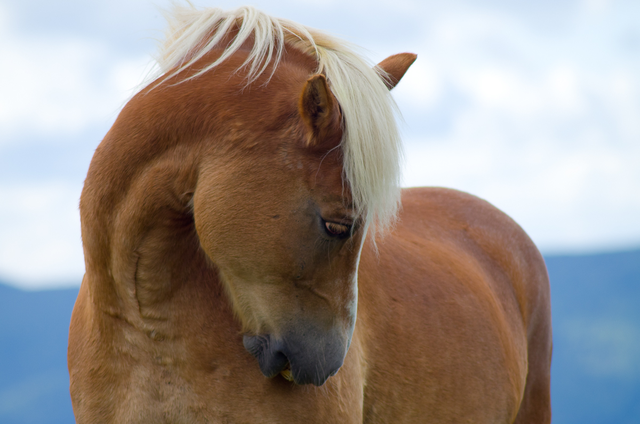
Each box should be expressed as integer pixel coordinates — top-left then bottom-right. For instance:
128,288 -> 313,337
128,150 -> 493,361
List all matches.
0,0 -> 639,289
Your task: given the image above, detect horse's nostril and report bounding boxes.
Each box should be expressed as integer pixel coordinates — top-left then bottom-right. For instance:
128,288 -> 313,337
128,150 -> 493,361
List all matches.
242,334 -> 267,357
243,334 -> 289,379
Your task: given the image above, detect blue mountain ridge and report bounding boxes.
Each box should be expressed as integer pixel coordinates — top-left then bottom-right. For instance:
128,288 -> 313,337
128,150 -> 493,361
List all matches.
0,284 -> 77,424
547,249 -> 640,424
0,248 -> 638,424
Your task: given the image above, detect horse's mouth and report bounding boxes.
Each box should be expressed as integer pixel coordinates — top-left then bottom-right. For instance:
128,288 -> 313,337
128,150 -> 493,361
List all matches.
280,362 -> 294,382
243,331 -> 345,386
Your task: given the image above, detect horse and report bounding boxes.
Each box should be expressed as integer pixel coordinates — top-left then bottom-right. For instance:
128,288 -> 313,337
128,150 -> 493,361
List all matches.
68,5 -> 552,423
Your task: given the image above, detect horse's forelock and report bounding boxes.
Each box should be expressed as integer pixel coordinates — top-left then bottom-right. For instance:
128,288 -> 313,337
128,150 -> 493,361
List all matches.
150,5 -> 403,234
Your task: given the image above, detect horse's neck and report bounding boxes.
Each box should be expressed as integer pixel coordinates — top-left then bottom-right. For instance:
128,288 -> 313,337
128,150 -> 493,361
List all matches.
81,136 -> 235,351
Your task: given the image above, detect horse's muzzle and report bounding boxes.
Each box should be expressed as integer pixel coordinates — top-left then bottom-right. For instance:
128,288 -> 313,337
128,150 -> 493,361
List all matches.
243,326 -> 347,386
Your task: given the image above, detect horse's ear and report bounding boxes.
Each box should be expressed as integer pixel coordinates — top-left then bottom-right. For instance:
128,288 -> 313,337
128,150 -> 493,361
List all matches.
375,53 -> 417,90
299,74 -> 342,148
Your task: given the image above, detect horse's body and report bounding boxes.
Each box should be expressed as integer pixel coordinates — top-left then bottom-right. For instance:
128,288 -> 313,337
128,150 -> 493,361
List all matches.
69,6 -> 551,423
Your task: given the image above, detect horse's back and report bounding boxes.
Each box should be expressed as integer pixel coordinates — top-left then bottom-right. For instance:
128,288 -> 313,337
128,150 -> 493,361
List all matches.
357,187 -> 551,423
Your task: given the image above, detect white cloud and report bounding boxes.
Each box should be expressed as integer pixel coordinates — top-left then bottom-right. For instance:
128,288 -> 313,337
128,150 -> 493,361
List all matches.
0,182 -> 84,289
0,23 -> 151,146
393,59 -> 442,110
398,2 -> 640,252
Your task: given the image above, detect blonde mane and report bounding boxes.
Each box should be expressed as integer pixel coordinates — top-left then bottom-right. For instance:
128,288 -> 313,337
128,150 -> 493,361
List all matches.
151,5 -> 403,232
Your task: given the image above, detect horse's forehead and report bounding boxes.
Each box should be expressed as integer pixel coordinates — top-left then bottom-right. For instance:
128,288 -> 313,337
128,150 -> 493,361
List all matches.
305,147 -> 353,206
177,48 -> 350,201
214,56 -> 313,125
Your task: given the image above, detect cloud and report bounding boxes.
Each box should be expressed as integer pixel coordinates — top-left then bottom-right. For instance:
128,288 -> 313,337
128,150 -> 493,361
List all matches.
0,11 -> 152,146
397,2 -> 640,252
0,182 -> 84,289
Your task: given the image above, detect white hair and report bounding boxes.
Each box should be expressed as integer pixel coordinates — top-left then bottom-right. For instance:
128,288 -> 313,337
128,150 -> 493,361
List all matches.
149,4 -> 403,233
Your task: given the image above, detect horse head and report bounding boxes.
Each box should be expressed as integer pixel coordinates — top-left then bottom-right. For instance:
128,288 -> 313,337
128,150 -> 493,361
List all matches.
190,51 -> 414,385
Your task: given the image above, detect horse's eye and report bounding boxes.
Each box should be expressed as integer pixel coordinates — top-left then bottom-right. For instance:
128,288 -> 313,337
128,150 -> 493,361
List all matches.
324,221 -> 351,237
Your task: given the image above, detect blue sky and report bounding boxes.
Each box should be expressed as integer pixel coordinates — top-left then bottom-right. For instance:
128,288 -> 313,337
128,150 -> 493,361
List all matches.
1,0 -> 639,289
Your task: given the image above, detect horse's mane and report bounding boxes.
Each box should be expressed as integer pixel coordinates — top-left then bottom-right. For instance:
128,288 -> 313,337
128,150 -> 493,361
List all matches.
148,5 -> 403,232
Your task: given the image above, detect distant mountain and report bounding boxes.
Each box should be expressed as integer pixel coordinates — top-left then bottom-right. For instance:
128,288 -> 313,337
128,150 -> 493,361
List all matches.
0,284 -> 78,424
0,249 -> 638,423
547,249 -> 640,424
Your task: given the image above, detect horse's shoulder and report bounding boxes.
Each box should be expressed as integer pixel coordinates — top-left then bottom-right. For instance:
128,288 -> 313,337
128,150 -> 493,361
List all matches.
398,186 -> 538,259
358,187 -> 548,420
399,186 -> 513,228
394,186 -> 550,335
